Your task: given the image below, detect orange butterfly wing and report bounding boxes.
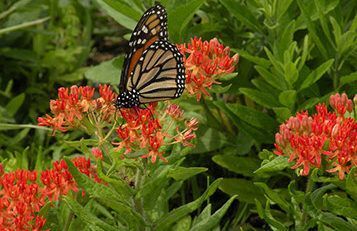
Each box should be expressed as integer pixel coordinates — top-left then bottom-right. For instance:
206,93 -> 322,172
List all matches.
119,4 -> 168,93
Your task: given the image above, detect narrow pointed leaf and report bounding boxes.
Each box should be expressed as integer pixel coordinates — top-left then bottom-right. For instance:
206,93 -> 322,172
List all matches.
190,196 -> 237,231
156,178 -> 222,231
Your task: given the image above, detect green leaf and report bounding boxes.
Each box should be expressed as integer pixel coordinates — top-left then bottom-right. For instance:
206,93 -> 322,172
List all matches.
210,84 -> 232,93
168,0 -> 206,41
279,90 -> 297,109
220,0 -> 262,33
212,155 -> 260,177
63,196 -> 119,231
9,128 -> 30,146
325,195 -> 357,219
191,127 -> 228,154
263,199 -> 287,230
279,21 -> 296,62
340,72 -> 357,86
0,48 -> 38,62
0,0 -> 31,20
254,155 -> 291,175
299,59 -> 334,90
189,196 -> 237,231
219,178 -> 265,204
85,56 -> 123,85
6,93 -> 25,117
346,167 -> 357,201
137,165 -> 171,210
94,0 -> 140,29
156,178 -> 222,231
318,212 -> 357,231
254,182 -> 291,213
234,49 -> 270,68
168,167 -> 208,181
219,72 -> 238,81
276,0 -> 293,21
255,65 -> 287,91
298,97 -> 321,111
284,60 -> 298,86
96,161 -> 133,199
0,17 -> 50,35
310,184 -> 337,210
53,67 -> 88,82
193,204 -> 211,226
239,88 -> 280,109
213,101 -> 274,144
297,0 -> 329,59
172,216 -> 192,231
64,158 -> 143,228
226,104 -> 277,132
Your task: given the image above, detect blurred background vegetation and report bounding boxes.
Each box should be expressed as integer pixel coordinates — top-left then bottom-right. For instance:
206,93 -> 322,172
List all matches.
0,0 -> 356,229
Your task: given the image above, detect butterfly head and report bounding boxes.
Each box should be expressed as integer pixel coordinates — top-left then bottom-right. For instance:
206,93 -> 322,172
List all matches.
115,89 -> 140,108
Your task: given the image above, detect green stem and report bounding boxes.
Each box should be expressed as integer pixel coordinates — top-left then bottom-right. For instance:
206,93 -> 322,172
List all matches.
134,159 -> 147,220
102,120 -> 117,142
0,17 -> 50,35
0,123 -> 52,131
302,175 -> 314,224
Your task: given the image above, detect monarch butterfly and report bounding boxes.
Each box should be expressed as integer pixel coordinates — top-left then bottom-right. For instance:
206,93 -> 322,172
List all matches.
115,4 -> 185,109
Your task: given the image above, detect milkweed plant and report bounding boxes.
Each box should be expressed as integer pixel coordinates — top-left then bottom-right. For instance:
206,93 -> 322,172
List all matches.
0,38 -> 238,230
1,1 -> 356,231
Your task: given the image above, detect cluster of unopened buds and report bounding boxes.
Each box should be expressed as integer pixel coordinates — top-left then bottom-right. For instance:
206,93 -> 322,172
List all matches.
274,93 -> 357,180
0,157 -> 99,230
178,37 -> 239,101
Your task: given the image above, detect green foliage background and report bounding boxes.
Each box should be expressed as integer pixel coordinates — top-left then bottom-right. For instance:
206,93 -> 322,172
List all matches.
0,0 -> 356,230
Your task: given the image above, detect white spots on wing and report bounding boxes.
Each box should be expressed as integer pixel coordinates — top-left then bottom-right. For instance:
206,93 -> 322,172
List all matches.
142,25 -> 148,33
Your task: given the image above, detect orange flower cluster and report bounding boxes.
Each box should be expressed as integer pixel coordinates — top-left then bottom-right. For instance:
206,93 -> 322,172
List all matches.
114,104 -> 198,163
38,85 -> 116,133
0,157 -> 100,230
178,37 -> 239,100
274,93 -> 357,179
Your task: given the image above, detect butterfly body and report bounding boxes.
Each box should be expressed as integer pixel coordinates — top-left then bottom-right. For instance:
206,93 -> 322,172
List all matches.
115,4 -> 185,109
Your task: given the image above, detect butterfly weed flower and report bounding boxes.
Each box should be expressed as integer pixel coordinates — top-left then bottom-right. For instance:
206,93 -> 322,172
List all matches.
91,147 -> 104,160
38,84 -> 116,134
178,37 -> 239,101
41,157 -> 101,201
274,93 -> 356,179
114,103 -> 197,163
0,158 -> 101,230
0,167 -> 46,230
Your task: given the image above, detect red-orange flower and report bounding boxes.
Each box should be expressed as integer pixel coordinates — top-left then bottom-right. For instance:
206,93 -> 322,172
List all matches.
0,157 -> 101,230
178,37 -> 239,100
38,85 -> 116,133
0,168 -> 45,230
114,103 -> 197,163
274,93 -> 357,179
91,147 -> 103,160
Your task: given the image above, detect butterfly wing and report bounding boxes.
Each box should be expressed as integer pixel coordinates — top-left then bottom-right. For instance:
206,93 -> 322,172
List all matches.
126,40 -> 185,103
119,4 -> 168,93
